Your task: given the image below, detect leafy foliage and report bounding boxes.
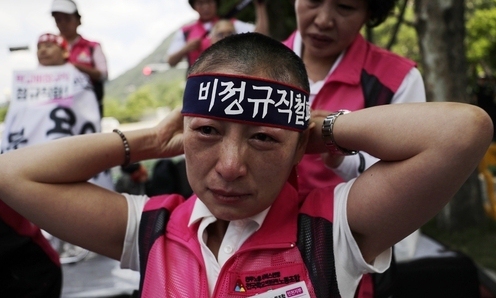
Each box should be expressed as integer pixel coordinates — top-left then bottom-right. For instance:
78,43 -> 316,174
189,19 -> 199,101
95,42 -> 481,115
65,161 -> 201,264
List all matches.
0,105 -> 7,122
372,0 -> 496,82
104,80 -> 184,123
466,7 -> 496,77
467,0 -> 496,13
371,1 -> 420,62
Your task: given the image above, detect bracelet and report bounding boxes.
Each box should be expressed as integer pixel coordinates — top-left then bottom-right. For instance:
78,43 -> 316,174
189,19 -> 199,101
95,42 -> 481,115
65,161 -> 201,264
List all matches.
113,129 -> 131,167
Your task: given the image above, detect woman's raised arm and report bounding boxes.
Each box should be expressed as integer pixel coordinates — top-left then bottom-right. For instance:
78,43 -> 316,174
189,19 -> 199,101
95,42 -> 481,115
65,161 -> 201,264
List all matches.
0,108 -> 184,259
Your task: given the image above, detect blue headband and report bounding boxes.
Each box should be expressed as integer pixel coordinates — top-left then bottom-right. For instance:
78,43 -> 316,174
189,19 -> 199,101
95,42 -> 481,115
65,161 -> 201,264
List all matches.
182,74 -> 310,131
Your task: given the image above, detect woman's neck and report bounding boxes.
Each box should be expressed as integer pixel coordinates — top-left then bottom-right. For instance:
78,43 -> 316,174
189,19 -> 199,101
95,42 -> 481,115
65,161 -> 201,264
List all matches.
62,33 -> 79,44
302,47 -> 338,83
206,219 -> 229,260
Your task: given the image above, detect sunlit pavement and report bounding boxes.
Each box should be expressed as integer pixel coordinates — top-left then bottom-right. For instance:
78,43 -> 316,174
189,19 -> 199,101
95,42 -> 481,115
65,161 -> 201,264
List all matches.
61,252 -> 139,298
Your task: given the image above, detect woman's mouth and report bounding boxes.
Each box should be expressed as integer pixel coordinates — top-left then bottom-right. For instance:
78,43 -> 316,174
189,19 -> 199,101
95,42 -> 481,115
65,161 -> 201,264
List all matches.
307,33 -> 333,47
209,188 -> 249,202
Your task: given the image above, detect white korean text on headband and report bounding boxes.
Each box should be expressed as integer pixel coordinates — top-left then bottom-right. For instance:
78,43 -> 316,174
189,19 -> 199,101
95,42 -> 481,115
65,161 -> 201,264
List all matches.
182,73 -> 310,131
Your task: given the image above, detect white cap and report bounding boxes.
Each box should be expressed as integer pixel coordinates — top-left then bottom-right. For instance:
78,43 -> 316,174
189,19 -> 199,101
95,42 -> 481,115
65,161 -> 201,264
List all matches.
51,0 -> 78,14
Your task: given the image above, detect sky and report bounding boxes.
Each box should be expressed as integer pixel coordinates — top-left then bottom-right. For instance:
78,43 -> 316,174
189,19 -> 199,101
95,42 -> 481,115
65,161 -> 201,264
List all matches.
0,0 -> 198,103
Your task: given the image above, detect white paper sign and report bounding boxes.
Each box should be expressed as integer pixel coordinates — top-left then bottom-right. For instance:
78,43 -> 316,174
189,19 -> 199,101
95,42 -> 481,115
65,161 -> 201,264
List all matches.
2,64 -> 101,152
10,66 -> 74,106
1,64 -> 114,190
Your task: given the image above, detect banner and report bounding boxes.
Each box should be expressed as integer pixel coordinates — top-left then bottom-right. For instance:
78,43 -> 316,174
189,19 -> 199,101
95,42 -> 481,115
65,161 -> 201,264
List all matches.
1,64 -> 113,190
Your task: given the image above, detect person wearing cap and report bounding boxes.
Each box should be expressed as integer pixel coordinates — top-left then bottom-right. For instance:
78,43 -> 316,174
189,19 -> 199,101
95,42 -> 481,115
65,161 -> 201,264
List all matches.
50,0 -> 108,118
167,0 -> 268,68
0,33 -> 492,297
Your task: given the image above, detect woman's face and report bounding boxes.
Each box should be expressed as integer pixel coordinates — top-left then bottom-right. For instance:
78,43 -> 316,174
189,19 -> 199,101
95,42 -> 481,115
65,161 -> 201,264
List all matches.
295,0 -> 369,61
183,115 -> 306,221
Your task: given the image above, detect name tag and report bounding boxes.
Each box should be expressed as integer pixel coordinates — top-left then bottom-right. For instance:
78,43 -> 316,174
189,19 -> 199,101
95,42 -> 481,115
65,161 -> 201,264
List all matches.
248,281 -> 310,298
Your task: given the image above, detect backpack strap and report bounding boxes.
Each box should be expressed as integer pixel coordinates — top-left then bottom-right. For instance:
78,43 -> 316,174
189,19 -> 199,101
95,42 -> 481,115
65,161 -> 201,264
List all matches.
297,214 -> 340,297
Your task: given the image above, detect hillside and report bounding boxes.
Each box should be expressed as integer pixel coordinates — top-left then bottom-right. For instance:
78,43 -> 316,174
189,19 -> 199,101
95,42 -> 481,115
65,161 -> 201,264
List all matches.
105,26 -> 190,101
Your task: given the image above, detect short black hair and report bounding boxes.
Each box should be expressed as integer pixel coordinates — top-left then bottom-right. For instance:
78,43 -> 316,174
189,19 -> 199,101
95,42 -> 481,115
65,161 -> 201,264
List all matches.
366,0 -> 399,27
188,32 -> 310,93
188,0 -> 220,9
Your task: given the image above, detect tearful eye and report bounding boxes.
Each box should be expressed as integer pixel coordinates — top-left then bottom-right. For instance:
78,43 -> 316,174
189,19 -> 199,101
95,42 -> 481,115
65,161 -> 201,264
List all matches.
199,126 -> 215,135
338,4 -> 355,10
253,133 -> 275,142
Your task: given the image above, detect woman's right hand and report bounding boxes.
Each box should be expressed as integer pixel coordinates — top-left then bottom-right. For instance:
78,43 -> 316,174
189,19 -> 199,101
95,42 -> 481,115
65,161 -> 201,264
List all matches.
154,107 -> 185,158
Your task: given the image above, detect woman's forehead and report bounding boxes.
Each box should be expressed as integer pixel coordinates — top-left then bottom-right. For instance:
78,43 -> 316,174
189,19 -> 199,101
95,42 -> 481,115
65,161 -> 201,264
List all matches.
182,73 -> 310,132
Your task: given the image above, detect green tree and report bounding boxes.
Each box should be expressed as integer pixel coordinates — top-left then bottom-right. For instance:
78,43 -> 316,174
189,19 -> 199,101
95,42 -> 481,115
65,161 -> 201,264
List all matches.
466,7 -> 496,77
414,0 -> 488,230
122,86 -> 156,123
105,80 -> 184,123
371,0 -> 420,63
467,0 -> 496,13
103,96 -> 125,121
154,80 -> 185,109
0,104 -> 9,123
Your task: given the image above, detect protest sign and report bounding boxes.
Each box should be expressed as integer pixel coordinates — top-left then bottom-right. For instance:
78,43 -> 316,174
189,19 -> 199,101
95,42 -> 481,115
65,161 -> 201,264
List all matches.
1,64 -> 113,190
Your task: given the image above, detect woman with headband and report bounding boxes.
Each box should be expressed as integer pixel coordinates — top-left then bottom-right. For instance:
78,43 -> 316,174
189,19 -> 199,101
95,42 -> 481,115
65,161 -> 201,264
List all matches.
0,33 -> 492,297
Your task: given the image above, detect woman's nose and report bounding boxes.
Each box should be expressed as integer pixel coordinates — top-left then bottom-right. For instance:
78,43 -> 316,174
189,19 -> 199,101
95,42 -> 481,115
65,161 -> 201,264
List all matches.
215,142 -> 247,182
314,7 -> 335,29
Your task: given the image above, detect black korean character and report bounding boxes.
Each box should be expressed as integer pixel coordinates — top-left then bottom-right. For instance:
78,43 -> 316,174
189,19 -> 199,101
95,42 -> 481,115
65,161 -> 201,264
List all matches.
16,88 -> 27,101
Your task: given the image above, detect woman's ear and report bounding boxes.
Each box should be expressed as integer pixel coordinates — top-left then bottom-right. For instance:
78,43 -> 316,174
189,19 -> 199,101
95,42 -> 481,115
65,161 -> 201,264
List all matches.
62,49 -> 69,60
